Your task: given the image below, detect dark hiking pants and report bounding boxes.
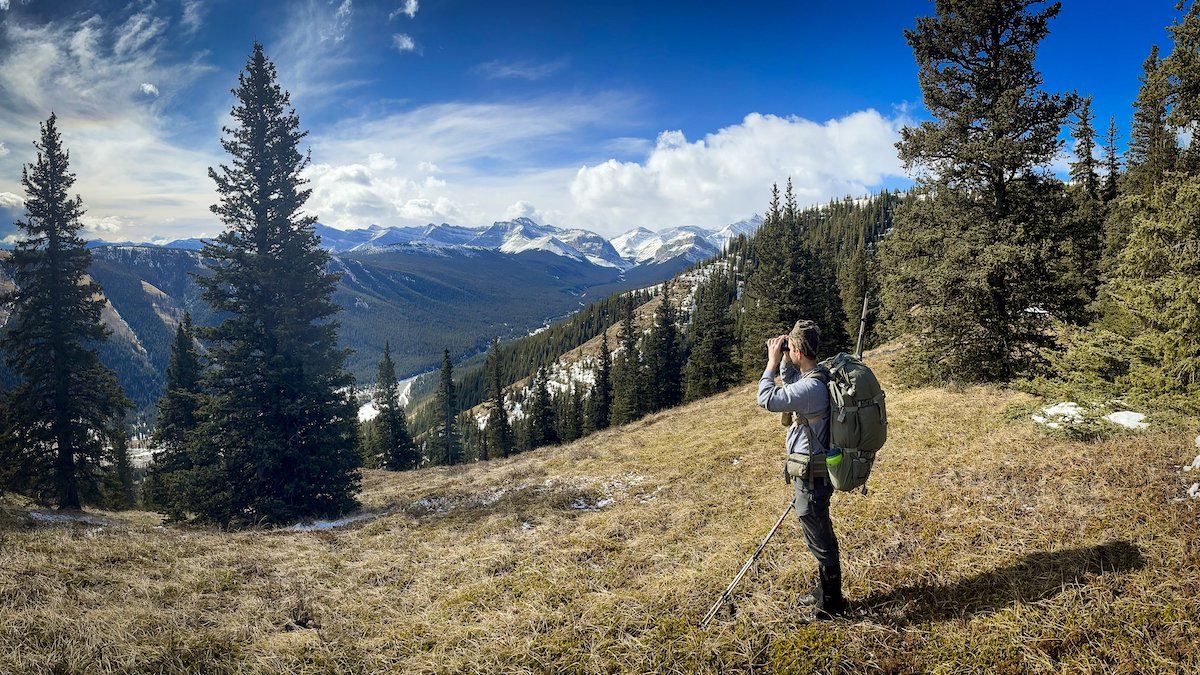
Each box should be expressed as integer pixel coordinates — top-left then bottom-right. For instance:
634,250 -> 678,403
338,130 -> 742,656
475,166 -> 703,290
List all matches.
794,475 -> 840,569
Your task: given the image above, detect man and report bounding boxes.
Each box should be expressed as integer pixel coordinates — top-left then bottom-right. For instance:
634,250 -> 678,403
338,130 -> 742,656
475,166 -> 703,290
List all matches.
756,319 -> 847,620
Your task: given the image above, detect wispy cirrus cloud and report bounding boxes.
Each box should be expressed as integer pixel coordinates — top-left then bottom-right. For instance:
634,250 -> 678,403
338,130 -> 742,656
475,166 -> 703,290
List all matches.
0,6 -> 220,241
474,58 -> 567,81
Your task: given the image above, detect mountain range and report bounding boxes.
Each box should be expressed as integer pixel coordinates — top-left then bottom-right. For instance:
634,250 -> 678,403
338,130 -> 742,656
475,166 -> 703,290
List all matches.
162,215 -> 764,270
0,214 -> 764,418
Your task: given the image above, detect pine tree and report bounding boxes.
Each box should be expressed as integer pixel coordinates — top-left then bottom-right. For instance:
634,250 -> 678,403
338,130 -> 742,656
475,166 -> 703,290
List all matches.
1101,117 -> 1121,203
739,181 -> 827,376
372,343 -> 417,470
483,338 -> 513,459
880,0 -> 1079,383
144,313 -> 204,519
0,114 -> 131,509
645,283 -> 684,410
528,366 -> 558,448
434,348 -> 461,464
1166,2 -> 1200,172
1069,96 -> 1100,199
585,328 -> 613,432
610,299 -> 645,425
684,268 -> 738,401
565,383 -> 584,442
106,425 -> 136,510
1126,45 -> 1177,194
190,44 -> 360,525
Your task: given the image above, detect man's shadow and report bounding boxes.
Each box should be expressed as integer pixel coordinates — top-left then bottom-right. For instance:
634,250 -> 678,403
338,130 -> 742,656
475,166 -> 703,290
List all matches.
854,540 -> 1144,626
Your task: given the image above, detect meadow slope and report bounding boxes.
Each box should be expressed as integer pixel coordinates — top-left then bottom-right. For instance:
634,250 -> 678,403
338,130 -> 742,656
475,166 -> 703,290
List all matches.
2,348 -> 1198,673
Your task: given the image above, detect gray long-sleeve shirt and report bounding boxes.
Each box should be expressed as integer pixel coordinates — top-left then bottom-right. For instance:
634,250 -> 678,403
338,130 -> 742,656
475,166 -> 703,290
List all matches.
757,359 -> 830,457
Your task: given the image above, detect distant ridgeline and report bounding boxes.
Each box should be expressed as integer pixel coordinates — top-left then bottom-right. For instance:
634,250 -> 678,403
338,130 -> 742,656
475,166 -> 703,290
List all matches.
0,242 -> 692,419
402,188 -> 899,464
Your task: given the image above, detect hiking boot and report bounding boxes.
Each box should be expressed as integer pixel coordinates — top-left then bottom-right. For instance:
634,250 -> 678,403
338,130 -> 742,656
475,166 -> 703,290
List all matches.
805,565 -> 846,620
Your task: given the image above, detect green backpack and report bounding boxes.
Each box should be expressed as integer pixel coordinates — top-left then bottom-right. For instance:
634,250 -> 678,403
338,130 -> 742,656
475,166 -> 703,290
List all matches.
815,353 -> 888,493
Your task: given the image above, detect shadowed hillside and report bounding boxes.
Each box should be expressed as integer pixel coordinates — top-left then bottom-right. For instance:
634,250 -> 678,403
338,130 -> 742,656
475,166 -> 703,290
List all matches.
1,346 -> 1198,673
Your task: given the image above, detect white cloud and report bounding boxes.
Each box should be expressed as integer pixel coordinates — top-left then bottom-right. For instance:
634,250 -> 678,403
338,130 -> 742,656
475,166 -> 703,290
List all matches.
0,142 -> 9,157
181,0 -> 205,35
0,1 -> 10,12
0,192 -> 22,208
139,82 -> 159,96
366,152 -> 396,170
303,94 -> 634,230
388,0 -> 418,20
568,110 -> 907,232
324,0 -> 353,44
475,59 -> 567,81
503,200 -> 543,223
392,33 -> 416,53
0,9 -> 220,243
271,0 -> 370,110
82,214 -> 125,233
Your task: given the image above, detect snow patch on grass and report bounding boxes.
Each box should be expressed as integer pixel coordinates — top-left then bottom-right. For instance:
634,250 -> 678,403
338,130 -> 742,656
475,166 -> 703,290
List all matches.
28,511 -> 114,526
1103,411 -> 1148,429
1032,402 -> 1083,428
291,512 -> 378,531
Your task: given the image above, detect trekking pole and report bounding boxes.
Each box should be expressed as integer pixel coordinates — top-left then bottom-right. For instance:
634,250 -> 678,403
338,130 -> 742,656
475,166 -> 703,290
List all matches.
699,500 -> 795,628
854,292 -> 869,359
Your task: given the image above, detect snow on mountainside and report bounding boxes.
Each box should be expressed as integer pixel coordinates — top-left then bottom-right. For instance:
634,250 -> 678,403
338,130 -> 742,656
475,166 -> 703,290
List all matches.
161,214 -> 764,269
611,225 -> 721,264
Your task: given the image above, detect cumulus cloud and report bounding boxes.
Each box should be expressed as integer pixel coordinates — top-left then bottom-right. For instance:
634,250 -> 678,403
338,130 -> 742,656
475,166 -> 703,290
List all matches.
503,200 -> 543,223
139,82 -> 159,96
0,192 -> 22,209
82,214 -> 125,233
474,59 -> 567,81
392,33 -> 416,53
0,142 -> 8,157
568,110 -> 907,232
302,94 -> 634,230
388,0 -> 418,20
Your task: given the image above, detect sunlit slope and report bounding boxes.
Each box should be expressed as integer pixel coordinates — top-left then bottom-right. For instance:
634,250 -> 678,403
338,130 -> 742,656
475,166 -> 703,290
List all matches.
2,347 -> 1198,673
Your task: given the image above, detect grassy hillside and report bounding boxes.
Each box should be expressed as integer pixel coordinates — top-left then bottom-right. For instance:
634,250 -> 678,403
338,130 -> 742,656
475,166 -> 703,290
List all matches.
2,347 -> 1198,673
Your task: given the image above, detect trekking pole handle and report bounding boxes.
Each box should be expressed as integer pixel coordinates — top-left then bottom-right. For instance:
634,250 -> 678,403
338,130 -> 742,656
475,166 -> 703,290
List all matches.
699,499 -> 795,628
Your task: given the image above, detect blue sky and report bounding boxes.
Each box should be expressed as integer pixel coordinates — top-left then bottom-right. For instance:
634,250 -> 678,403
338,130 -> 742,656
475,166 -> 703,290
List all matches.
0,0 -> 1185,242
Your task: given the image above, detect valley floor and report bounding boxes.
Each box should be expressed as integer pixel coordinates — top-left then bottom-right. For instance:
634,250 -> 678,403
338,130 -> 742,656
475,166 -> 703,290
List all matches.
2,349 -> 1199,673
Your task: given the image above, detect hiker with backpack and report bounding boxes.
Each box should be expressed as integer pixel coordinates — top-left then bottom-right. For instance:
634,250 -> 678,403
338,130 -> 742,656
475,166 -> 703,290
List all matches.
757,319 -> 847,619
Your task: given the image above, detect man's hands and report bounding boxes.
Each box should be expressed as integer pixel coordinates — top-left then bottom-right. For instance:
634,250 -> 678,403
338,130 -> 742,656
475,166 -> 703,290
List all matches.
766,335 -> 788,372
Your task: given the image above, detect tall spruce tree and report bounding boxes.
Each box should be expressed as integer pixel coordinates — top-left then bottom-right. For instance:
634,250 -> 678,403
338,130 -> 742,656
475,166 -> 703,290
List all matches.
880,0 -> 1079,383
610,299 -> 645,426
586,328 -> 613,432
1101,117 -> 1122,203
684,268 -> 738,401
739,181 -> 826,376
434,348 -> 461,464
0,114 -> 130,509
191,44 -> 360,525
372,343 -> 417,470
1070,96 -> 1100,199
1126,45 -> 1177,194
528,366 -> 558,448
483,338 -> 513,459
1066,96 -> 1106,307
144,313 -> 204,519
645,283 -> 684,410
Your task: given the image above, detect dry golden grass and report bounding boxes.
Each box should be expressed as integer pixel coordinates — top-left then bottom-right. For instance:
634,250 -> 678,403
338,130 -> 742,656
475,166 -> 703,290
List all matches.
2,348 -> 1198,674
